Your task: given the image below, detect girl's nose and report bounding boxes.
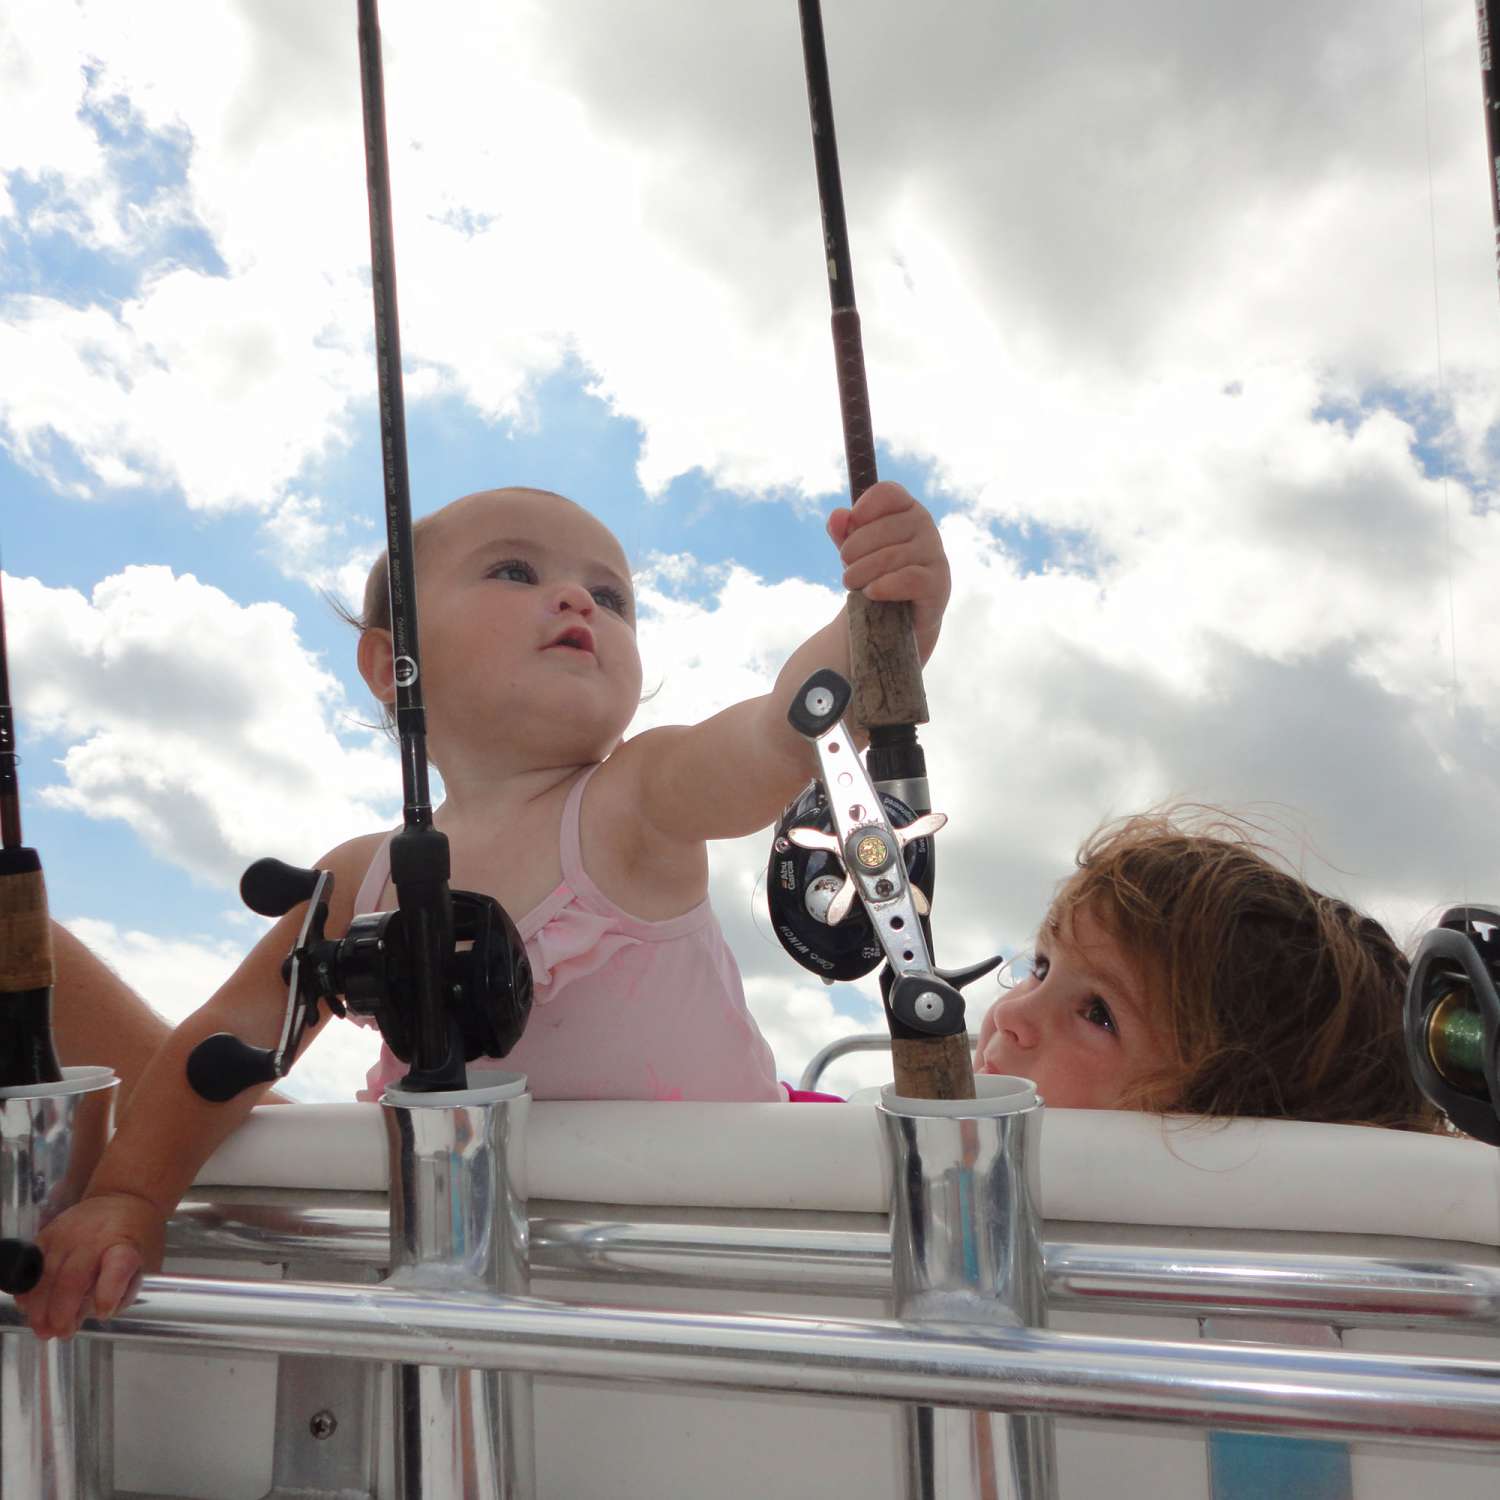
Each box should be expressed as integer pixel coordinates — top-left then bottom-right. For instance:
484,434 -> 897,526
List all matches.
550,580 -> 595,615
996,990 -> 1042,1050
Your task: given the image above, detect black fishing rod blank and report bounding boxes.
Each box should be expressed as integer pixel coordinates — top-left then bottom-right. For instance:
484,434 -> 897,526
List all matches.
790,0 -> 975,1101
795,0 -> 927,739
355,0 -> 459,1089
1477,1 -> 1499,303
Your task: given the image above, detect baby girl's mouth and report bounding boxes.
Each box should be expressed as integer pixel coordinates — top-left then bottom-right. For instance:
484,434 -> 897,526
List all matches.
545,624 -> 595,656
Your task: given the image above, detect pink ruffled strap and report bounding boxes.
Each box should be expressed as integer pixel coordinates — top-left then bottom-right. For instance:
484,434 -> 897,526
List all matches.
526,898 -> 640,1002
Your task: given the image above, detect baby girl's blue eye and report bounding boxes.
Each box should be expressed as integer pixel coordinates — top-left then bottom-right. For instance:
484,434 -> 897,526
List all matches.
488,559 -> 537,584
590,585 -> 630,616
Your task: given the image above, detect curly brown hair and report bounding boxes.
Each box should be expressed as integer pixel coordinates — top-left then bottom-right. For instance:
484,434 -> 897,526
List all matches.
1049,808 -> 1437,1130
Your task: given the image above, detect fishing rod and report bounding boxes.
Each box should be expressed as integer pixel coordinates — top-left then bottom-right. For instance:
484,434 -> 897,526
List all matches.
185,0 -> 531,1103
767,0 -> 989,1101
0,565 -> 59,1294
1478,1 -> 1499,303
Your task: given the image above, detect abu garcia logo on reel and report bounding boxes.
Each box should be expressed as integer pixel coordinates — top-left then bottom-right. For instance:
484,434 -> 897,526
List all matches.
767,778 -> 935,983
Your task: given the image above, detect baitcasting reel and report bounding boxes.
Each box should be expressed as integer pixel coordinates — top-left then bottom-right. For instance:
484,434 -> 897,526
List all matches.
772,669 -> 999,1041
769,778 -> 935,983
188,856 -> 531,1103
1404,904 -> 1500,1145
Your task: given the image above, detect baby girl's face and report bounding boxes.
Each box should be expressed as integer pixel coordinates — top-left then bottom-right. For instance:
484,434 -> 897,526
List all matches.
974,903 -> 1168,1110
411,489 -> 643,751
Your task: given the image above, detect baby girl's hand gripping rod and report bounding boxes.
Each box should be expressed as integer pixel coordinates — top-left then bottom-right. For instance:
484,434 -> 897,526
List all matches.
794,0 -> 976,1099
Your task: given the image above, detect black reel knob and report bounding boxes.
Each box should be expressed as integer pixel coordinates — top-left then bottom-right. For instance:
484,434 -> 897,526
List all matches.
0,1237 -> 43,1296
186,1034 -> 280,1102
1405,905 -> 1500,1145
767,780 -> 936,982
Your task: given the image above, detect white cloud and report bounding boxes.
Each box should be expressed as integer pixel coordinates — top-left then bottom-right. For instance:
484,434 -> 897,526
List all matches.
4,0 -> 1494,525
7,567 -> 398,886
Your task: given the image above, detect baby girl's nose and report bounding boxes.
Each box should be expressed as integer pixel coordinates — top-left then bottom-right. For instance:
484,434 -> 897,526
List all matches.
551,581 -> 595,614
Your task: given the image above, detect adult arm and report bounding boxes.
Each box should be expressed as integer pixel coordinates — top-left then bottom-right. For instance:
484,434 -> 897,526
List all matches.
50,922 -> 172,1115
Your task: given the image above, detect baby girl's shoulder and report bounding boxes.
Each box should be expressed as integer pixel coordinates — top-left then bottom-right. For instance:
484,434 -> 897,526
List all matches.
305,831 -> 396,931
318,830 -> 391,877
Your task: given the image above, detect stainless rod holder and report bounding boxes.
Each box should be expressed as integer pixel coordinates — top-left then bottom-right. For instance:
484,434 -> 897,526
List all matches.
879,1074 -> 1056,1500
383,1070 -> 533,1500
0,1067 -> 117,1500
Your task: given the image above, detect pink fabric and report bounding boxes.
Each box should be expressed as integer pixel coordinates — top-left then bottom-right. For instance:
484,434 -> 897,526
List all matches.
351,766 -> 784,1103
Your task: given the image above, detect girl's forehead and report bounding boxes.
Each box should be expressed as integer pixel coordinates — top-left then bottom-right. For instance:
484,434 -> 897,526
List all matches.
427,489 -> 627,568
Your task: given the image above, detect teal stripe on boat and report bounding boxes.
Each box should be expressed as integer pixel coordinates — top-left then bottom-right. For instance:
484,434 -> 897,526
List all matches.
1209,1433 -> 1352,1500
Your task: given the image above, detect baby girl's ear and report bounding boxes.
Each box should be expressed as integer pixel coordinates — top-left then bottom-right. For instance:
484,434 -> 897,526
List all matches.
356,628 -> 397,705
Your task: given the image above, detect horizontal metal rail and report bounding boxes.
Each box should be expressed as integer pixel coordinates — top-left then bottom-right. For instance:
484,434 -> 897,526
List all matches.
166,1196 -> 1500,1332
6,1275 -> 1500,1450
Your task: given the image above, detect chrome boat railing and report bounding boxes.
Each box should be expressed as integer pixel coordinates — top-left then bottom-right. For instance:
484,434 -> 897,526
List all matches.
164,1194 -> 1500,1333
7,1275 -> 1500,1452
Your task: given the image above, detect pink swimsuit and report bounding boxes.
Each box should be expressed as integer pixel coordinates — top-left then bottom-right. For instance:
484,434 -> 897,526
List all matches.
352,765 -> 785,1102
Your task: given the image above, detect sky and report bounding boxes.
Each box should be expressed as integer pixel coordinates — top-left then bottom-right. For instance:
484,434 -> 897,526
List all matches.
2,0 -> 1498,1101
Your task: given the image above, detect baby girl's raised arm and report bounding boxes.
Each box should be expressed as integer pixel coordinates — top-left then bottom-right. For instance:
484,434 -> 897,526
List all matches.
619,482 -> 950,848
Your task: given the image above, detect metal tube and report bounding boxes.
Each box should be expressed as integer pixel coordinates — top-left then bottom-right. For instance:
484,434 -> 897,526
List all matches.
881,1078 -> 1055,1500
9,1275 -> 1500,1450
383,1076 -> 532,1499
0,1069 -> 116,1499
165,1198 -> 1500,1332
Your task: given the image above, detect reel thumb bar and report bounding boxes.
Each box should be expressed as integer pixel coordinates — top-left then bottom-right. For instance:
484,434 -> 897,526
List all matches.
795,0 -> 971,1100
356,0 -> 461,1090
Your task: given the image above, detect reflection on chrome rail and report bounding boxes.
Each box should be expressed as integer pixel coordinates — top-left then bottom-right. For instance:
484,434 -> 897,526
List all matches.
166,1195 -> 1500,1333
4,1274 -> 1500,1450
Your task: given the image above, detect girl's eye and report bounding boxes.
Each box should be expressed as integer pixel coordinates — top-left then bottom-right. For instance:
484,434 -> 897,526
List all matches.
590,585 -> 630,616
488,559 -> 537,584
1082,997 -> 1117,1034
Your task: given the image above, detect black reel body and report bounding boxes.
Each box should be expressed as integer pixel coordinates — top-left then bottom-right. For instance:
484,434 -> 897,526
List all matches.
188,857 -> 532,1103
337,890 -> 532,1065
1404,904 -> 1500,1145
768,779 -> 935,982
